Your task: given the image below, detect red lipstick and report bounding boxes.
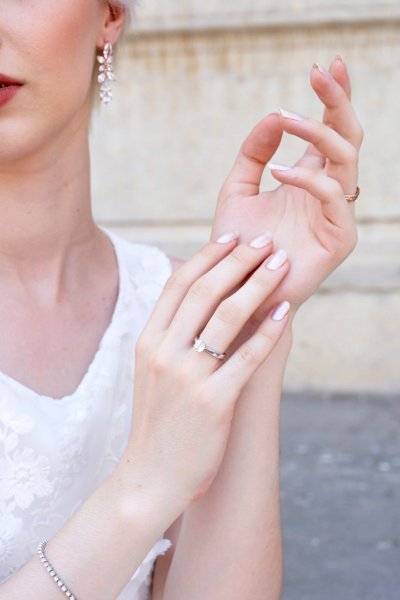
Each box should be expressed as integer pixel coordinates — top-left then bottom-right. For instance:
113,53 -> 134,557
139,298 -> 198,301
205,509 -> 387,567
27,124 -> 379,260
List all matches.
0,73 -> 23,108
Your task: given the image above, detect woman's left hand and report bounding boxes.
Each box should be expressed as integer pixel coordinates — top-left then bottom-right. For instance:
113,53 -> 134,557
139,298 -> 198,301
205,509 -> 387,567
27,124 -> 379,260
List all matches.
211,58 -> 363,334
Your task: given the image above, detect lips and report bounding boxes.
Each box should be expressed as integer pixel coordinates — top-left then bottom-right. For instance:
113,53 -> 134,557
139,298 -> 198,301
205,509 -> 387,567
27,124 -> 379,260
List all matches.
0,74 -> 23,108
0,73 -> 23,87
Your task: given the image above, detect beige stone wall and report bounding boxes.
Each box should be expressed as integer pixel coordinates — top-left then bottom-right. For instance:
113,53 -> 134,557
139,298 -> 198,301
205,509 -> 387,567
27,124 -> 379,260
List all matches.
90,1 -> 400,393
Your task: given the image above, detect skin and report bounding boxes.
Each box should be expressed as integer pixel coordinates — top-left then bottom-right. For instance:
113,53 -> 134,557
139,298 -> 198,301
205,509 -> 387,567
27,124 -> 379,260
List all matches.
212,61 -> 362,322
0,1 -> 362,597
153,62 -> 362,598
0,0 -> 125,398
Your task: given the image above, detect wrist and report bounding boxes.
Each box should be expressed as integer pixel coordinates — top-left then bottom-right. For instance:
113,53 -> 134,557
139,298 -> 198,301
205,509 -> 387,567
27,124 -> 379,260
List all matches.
111,456 -> 187,527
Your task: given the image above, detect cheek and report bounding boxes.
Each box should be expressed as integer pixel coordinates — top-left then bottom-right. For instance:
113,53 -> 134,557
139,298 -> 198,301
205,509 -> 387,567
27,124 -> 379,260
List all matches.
8,0 -> 101,116
0,0 -> 103,162
31,4 -> 99,109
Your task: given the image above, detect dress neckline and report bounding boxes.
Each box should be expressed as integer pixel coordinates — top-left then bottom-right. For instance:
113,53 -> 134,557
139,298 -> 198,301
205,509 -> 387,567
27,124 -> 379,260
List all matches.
0,226 -> 128,403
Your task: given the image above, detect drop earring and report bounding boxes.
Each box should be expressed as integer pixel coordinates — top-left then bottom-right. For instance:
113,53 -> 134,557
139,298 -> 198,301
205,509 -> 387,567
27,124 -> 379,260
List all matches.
97,41 -> 115,104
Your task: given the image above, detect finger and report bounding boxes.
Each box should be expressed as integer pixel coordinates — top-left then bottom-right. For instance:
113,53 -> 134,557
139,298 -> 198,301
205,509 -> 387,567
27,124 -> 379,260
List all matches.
209,301 -> 291,397
267,162 -> 352,228
329,56 -> 351,100
309,62 -> 363,150
142,233 -> 240,335
219,113 -> 283,199
278,109 -> 358,195
296,143 -> 326,170
164,235 -> 278,347
188,248 -> 289,375
302,58 -> 360,168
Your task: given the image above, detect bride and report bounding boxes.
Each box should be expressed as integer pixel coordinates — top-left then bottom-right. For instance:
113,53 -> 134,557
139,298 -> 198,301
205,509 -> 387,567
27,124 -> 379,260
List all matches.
0,1 -> 362,598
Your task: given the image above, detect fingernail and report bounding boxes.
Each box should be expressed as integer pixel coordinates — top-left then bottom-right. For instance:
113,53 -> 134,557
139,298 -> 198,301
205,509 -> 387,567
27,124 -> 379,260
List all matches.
334,54 -> 344,63
271,300 -> 291,321
249,231 -> 273,249
268,162 -> 292,172
312,63 -> 334,80
265,249 -> 288,270
279,108 -> 303,121
215,231 -> 240,244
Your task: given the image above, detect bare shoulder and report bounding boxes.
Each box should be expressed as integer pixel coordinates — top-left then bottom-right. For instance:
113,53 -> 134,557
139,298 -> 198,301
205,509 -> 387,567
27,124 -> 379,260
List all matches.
167,254 -> 186,273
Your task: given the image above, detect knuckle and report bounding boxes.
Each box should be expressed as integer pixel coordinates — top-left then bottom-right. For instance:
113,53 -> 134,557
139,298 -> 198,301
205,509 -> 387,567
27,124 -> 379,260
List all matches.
355,123 -> 364,144
347,225 -> 358,252
148,350 -> 169,374
247,309 -> 265,330
252,270 -> 281,294
312,130 -> 324,149
344,144 -> 358,165
193,383 -> 212,405
202,240 -> 224,257
226,249 -> 248,269
216,299 -> 244,326
165,269 -> 190,292
290,172 -> 304,187
327,178 -> 345,199
190,277 -> 213,300
237,342 -> 259,365
194,385 -> 227,418
258,328 -> 278,348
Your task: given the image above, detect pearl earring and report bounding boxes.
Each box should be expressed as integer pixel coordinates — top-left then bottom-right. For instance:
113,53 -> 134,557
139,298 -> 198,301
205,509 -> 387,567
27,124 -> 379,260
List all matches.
97,41 -> 115,104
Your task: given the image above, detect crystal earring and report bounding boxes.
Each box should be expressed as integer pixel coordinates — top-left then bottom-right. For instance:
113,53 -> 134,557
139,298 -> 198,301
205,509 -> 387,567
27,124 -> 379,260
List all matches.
97,41 -> 115,104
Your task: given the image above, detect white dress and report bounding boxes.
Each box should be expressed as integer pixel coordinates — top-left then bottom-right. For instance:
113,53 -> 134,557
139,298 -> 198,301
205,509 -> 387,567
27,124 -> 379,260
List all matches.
0,226 -> 174,599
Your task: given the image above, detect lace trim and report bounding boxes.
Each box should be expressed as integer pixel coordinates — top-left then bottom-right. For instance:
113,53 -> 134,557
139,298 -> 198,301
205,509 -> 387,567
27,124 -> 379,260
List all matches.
0,229 -> 173,589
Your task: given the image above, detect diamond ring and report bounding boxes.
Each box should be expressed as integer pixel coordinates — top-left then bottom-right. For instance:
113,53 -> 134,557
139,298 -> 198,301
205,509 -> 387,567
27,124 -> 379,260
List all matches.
193,337 -> 226,360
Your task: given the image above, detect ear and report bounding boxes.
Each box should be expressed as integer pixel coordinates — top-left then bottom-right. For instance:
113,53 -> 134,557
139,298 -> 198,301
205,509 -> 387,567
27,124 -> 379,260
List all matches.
98,3 -> 127,47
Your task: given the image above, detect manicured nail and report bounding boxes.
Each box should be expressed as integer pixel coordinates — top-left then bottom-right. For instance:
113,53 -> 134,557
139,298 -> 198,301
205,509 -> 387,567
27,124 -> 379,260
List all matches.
215,230 -> 240,244
271,300 -> 291,321
265,249 -> 288,270
279,108 -> 303,121
312,63 -> 334,79
249,232 -> 273,249
268,162 -> 292,172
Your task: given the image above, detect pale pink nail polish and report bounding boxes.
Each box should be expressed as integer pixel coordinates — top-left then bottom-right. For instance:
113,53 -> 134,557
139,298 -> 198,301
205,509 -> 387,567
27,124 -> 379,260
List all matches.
271,301 -> 291,321
268,162 -> 292,172
249,232 -> 273,249
216,231 -> 240,244
279,108 -> 303,121
265,249 -> 288,270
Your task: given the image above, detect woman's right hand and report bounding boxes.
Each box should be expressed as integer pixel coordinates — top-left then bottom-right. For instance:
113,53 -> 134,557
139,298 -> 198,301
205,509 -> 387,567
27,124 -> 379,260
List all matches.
120,232 -> 291,511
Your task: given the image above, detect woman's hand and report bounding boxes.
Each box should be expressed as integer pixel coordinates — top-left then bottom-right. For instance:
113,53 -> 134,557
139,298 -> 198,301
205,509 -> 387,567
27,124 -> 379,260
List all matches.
120,235 -> 291,510
210,58 -> 363,331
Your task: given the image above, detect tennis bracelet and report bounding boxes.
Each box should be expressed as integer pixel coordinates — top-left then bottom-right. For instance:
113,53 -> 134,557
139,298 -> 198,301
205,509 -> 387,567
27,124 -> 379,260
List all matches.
37,540 -> 78,599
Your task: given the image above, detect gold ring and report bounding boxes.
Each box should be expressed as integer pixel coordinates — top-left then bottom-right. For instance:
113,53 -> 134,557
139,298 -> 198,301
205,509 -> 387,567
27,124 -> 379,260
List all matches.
345,186 -> 360,203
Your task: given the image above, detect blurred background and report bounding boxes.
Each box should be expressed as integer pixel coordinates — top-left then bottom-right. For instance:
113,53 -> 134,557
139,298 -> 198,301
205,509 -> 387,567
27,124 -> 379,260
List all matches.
91,1 -> 400,598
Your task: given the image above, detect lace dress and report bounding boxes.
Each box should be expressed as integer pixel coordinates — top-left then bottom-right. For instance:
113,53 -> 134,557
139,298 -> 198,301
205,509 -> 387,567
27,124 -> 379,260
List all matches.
0,226 -> 174,599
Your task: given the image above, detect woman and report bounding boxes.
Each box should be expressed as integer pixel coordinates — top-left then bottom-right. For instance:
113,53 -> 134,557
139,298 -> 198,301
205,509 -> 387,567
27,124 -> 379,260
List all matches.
0,1 -> 362,599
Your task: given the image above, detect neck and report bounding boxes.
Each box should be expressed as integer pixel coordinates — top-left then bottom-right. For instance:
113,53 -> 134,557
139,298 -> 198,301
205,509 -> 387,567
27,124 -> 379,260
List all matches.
0,117 -> 101,290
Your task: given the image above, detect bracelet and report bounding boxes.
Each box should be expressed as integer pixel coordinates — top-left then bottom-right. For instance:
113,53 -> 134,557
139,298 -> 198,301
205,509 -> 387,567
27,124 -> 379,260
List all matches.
37,540 -> 78,599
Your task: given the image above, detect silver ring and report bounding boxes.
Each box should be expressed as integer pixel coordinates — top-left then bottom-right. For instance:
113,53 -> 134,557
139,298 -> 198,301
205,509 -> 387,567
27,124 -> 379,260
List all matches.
193,337 -> 226,360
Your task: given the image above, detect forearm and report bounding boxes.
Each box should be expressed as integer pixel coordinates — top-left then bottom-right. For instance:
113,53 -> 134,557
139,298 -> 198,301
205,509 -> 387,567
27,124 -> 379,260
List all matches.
1,465 -> 182,600
162,325 -> 293,600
